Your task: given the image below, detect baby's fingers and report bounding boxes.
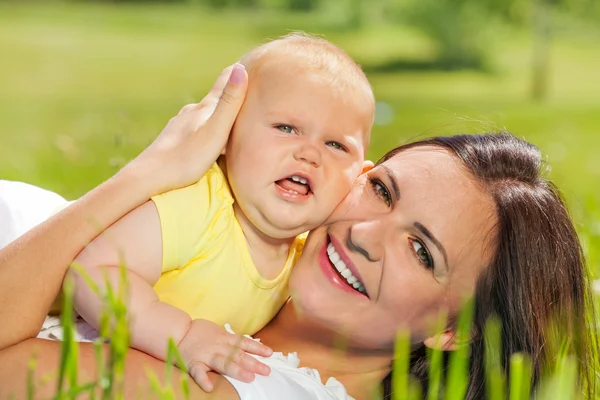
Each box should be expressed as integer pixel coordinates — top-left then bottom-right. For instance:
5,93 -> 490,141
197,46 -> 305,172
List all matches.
187,362 -> 214,392
214,349 -> 270,382
238,336 -> 273,357
236,351 -> 271,377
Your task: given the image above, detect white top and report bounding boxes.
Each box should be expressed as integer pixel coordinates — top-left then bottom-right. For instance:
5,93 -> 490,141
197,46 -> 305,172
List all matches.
224,352 -> 354,400
0,180 -> 69,248
223,325 -> 354,400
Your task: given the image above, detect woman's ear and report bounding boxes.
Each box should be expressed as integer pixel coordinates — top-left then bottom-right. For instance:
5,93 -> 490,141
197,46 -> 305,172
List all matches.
362,160 -> 375,174
423,330 -> 465,351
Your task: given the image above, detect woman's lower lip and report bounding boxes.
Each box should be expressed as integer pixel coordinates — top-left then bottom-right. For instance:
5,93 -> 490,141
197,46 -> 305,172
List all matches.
318,237 -> 366,298
274,182 -> 311,203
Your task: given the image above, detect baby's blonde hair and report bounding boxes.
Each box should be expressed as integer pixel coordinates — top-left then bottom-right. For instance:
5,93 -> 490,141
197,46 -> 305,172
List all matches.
239,33 -> 375,136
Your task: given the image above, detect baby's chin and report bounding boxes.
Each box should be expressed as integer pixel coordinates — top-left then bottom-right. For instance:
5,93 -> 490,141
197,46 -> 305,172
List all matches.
256,222 -> 313,240
255,215 -> 322,239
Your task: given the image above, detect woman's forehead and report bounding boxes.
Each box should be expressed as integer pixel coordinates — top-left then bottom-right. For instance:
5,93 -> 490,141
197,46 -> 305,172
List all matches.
378,146 -> 468,187
382,146 -> 456,168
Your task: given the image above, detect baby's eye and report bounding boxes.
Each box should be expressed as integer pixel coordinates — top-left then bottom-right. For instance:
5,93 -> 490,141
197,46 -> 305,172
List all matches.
368,177 -> 391,207
410,239 -> 434,270
326,141 -> 348,152
276,125 -> 295,134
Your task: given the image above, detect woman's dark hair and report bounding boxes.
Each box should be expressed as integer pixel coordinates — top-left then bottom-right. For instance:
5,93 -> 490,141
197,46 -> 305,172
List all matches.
380,132 -> 598,399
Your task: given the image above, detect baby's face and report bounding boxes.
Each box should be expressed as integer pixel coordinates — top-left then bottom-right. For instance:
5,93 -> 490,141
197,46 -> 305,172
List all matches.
224,64 -> 373,239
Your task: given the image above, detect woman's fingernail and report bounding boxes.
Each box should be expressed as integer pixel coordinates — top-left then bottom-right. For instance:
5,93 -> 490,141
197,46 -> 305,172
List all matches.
229,63 -> 245,85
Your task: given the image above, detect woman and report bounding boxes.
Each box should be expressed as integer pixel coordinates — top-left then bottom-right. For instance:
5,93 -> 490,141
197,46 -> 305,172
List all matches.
0,65 -> 596,399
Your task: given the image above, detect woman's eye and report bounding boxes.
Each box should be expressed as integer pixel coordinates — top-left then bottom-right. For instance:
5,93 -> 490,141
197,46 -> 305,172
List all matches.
369,178 -> 391,207
410,239 -> 434,270
276,125 -> 295,134
326,141 -> 347,152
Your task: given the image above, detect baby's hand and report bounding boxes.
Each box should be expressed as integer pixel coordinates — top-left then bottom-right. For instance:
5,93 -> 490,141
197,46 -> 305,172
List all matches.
178,319 -> 273,392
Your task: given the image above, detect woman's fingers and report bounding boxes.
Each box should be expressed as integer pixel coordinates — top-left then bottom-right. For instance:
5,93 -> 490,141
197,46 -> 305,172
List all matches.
198,64 -> 236,110
178,64 -> 241,121
204,63 -> 248,135
176,63 -> 238,117
177,103 -> 199,116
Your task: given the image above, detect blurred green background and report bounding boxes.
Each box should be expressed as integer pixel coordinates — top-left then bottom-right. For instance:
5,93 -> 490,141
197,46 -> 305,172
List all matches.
0,0 -> 598,273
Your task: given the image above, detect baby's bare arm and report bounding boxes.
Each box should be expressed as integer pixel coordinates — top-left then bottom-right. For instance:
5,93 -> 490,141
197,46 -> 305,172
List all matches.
72,200 -> 192,361
70,198 -> 272,389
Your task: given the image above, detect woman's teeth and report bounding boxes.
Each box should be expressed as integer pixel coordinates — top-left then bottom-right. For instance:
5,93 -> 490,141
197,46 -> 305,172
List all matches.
327,242 -> 366,294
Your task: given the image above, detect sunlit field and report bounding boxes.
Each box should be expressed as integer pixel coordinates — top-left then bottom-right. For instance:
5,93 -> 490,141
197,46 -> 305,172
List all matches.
1,2 -> 599,398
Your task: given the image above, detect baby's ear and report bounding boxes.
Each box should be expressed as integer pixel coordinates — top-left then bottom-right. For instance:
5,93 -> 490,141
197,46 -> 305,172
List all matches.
423,330 -> 466,351
361,160 -> 374,174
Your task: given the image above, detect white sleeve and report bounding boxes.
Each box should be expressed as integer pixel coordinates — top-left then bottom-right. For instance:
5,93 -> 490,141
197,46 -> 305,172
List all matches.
0,180 -> 68,248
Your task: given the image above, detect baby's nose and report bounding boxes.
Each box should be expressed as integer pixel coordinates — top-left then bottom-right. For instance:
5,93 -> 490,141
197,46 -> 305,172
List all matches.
293,143 -> 321,167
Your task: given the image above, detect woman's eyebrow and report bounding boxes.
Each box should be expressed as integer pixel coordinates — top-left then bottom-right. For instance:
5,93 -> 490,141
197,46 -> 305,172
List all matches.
414,222 -> 449,273
380,165 -> 400,200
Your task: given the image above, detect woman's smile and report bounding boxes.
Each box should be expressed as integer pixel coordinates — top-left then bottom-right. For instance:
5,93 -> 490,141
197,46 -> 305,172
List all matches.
318,234 -> 370,299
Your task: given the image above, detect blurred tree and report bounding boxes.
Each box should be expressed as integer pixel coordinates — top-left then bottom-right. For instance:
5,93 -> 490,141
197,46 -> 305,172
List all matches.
287,0 -> 318,11
390,0 -> 497,70
348,0 -> 364,28
531,0 -> 551,101
204,0 -> 260,8
386,0 -> 596,98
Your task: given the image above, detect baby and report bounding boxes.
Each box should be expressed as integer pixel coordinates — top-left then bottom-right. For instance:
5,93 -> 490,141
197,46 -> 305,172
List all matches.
72,33 -> 375,390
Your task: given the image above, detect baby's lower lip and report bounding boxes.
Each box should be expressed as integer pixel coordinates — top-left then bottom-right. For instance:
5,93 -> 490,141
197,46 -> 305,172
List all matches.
274,182 -> 312,203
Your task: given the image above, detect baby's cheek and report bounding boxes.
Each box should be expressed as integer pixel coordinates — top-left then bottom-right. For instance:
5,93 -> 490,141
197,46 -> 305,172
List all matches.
344,165 -> 361,192
330,170 -> 355,204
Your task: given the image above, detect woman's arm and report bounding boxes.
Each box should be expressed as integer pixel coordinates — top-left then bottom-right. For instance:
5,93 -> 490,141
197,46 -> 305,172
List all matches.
0,339 -> 240,400
0,63 -> 248,350
0,171 -> 159,350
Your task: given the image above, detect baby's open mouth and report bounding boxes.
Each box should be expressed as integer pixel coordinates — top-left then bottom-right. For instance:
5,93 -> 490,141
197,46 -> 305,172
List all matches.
327,241 -> 368,297
275,175 -> 312,196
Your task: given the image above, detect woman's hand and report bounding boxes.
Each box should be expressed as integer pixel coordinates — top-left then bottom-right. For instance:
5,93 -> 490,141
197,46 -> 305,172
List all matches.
128,63 -> 248,194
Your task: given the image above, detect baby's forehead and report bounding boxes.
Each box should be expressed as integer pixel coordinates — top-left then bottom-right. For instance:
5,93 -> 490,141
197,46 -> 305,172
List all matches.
257,60 -> 373,117
246,48 -> 373,104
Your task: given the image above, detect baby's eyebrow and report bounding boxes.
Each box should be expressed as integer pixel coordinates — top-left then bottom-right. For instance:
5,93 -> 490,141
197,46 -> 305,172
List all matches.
341,135 -> 362,154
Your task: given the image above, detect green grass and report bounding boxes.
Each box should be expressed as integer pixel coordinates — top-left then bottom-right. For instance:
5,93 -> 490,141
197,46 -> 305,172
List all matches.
24,274 -> 571,399
18,268 -> 588,399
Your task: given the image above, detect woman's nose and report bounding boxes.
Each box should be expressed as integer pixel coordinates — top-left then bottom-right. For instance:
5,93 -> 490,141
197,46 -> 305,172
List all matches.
293,142 -> 321,168
348,220 -> 384,263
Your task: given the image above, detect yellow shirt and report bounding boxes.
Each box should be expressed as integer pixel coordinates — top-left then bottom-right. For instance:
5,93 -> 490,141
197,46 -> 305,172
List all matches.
151,164 -> 305,335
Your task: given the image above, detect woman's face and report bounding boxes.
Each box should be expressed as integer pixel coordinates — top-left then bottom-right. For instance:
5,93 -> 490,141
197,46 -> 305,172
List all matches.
289,146 -> 498,351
